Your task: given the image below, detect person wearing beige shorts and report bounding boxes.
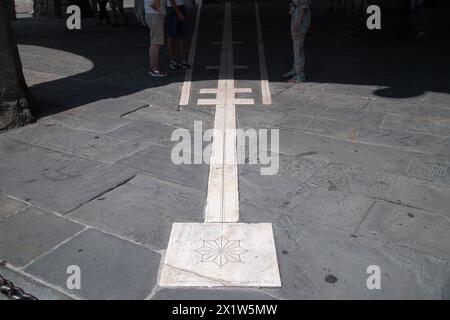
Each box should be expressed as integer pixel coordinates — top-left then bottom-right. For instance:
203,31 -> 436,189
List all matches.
144,0 -> 167,77
145,13 -> 165,46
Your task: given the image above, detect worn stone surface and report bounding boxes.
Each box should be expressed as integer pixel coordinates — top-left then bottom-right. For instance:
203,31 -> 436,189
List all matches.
69,175 -> 205,250
357,127 -> 449,154
0,137 -> 137,213
265,215 -> 448,299
42,108 -> 132,134
0,194 -> 27,220
124,104 -> 215,132
278,130 -> 416,174
358,201 -> 450,259
0,207 -> 83,267
118,144 -> 209,191
382,114 -> 450,137
109,120 -> 177,147
310,163 -> 450,215
303,117 -> 354,139
288,186 -> 376,233
25,229 -> 161,300
7,122 -> 151,163
1,0 -> 448,299
406,155 -> 450,186
239,167 -> 312,213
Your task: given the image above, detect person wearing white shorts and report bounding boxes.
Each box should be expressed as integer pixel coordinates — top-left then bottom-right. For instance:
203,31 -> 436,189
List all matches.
144,0 -> 167,77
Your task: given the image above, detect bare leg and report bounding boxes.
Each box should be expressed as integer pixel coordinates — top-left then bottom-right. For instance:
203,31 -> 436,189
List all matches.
177,36 -> 186,60
150,44 -> 160,71
168,37 -> 176,61
291,34 -> 306,82
111,8 -> 119,26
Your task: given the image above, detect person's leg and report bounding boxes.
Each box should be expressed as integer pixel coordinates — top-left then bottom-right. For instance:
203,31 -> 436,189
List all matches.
117,0 -> 128,24
149,14 -> 167,76
110,0 -> 119,26
99,1 -> 110,24
283,13 -> 296,78
97,0 -> 105,24
291,34 -> 306,82
167,8 -> 180,69
177,36 -> 185,60
176,6 -> 189,67
150,44 -> 160,71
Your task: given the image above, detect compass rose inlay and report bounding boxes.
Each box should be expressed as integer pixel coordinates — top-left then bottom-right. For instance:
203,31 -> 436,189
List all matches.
195,236 -> 248,267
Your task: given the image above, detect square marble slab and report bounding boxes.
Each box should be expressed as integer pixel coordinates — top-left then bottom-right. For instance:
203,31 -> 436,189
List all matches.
159,223 -> 281,287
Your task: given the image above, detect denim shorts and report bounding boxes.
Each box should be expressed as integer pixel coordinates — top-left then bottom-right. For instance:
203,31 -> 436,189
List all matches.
166,5 -> 186,38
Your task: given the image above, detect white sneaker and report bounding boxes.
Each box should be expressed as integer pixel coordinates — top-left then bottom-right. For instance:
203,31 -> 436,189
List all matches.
149,69 -> 167,77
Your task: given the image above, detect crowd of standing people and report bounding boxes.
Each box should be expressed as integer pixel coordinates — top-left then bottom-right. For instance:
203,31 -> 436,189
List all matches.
144,0 -> 190,77
142,0 -> 312,82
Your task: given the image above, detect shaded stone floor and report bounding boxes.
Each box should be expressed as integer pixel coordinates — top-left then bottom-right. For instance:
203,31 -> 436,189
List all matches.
1,1 -> 449,299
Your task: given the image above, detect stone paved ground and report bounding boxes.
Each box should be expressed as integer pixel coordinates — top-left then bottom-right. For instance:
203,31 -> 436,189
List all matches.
1,1 -> 449,299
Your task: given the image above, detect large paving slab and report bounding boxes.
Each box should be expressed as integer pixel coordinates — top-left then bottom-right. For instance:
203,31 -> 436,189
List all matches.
108,119 -> 210,158
118,144 -> 210,191
7,123 -> 151,164
287,186 -> 376,233
239,166 -> 312,213
0,137 -> 137,213
309,162 -> 450,215
41,108 -> 132,134
357,201 -> 450,260
319,108 -> 384,127
277,130 -> 416,174
357,127 -> 450,155
366,98 -> 450,118
0,266 -> 71,300
69,175 -> 205,250
263,214 -> 448,299
24,229 -> 161,300
382,114 -> 450,137
124,104 -> 215,132
0,207 -> 84,267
